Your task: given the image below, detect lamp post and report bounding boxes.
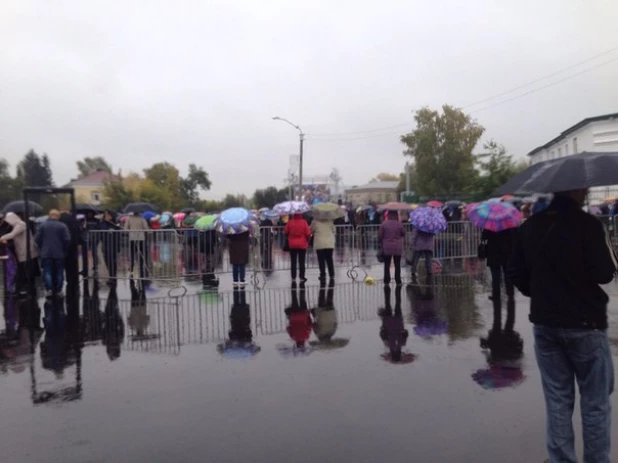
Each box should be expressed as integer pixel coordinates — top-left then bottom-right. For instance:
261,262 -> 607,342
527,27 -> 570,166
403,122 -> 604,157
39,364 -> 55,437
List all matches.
273,116 -> 304,198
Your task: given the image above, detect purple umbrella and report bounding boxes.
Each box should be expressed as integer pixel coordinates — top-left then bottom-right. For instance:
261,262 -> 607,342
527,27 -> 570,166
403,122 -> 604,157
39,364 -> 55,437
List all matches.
409,206 -> 447,233
472,365 -> 525,389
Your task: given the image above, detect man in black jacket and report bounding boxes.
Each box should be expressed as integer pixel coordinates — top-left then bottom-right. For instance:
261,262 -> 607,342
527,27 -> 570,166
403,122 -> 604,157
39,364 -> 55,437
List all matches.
509,189 -> 617,463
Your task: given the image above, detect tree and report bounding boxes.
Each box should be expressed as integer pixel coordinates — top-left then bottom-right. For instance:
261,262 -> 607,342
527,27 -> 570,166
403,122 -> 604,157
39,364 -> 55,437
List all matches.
397,163 -> 417,195
400,105 -> 485,197
252,186 -> 289,209
369,172 -> 399,183
180,164 -> 211,206
221,194 -> 247,209
16,150 -> 54,188
0,159 -> 21,206
473,141 -> 527,199
76,156 -> 112,177
143,162 -> 182,210
102,177 -> 135,211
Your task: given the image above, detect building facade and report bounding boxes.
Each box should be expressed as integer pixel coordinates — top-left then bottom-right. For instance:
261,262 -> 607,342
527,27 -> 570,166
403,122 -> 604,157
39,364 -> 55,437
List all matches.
528,112 -> 618,202
64,169 -> 115,205
344,181 -> 399,206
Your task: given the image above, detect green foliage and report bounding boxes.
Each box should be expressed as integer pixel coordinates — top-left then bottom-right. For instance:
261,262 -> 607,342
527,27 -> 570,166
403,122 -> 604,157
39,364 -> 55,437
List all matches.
17,150 -> 54,188
0,159 -> 22,207
101,177 -> 134,211
401,105 -> 484,197
369,172 -> 399,183
180,164 -> 211,206
221,194 -> 248,209
252,186 -> 289,209
76,156 -> 112,177
472,141 -> 527,200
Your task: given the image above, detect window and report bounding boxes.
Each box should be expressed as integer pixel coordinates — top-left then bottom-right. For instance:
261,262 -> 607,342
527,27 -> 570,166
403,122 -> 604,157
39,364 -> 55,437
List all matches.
551,150 -> 555,159
566,144 -> 569,155
573,137 -> 578,153
91,191 -> 101,203
558,147 -> 562,157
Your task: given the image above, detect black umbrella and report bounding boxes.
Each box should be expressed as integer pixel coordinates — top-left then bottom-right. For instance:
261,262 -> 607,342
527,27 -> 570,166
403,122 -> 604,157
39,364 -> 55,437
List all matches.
2,200 -> 43,215
74,203 -> 103,214
494,151 -> 618,195
123,202 -> 158,214
181,207 -> 196,214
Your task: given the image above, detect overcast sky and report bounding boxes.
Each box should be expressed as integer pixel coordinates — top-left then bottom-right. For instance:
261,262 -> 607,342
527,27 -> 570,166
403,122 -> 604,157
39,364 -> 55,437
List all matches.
1,0 -> 617,199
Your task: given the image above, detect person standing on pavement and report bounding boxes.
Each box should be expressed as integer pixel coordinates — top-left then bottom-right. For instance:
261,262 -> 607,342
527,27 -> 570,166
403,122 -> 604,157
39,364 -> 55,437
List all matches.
378,210 -> 404,285
311,218 -> 335,283
284,213 -> 311,282
0,212 -> 39,296
409,228 -> 435,281
228,231 -> 250,287
509,188 -> 618,463
99,210 -> 121,286
124,212 -> 149,278
36,209 -> 71,297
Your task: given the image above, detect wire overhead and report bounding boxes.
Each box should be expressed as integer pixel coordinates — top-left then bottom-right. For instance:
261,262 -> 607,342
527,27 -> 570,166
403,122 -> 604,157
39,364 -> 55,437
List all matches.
306,46 -> 618,142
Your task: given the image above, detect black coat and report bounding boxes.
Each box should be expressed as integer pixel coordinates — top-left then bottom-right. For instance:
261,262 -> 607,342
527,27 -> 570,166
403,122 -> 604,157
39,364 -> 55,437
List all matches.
509,195 -> 618,329
481,228 -> 517,268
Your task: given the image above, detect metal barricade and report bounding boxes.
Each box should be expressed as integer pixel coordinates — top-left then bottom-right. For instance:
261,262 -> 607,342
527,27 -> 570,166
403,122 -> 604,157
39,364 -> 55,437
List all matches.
87,222 -> 482,282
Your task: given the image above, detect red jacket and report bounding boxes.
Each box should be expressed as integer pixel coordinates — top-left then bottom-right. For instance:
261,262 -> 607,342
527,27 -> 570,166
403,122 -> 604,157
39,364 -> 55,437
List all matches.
284,215 -> 311,250
287,311 -> 312,343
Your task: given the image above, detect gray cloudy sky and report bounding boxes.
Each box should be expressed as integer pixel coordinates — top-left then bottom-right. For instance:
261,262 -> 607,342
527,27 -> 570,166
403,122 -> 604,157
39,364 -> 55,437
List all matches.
1,0 -> 617,198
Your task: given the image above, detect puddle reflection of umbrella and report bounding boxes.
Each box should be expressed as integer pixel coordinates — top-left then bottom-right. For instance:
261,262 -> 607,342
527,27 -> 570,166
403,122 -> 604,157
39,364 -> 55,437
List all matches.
276,344 -> 313,357
217,343 -> 261,359
472,365 -> 525,389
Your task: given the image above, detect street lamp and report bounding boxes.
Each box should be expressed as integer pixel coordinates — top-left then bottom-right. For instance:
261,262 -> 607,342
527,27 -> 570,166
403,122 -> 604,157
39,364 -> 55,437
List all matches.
272,116 -> 305,198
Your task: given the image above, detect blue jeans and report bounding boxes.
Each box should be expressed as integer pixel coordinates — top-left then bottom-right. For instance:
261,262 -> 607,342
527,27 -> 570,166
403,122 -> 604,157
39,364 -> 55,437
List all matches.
42,258 -> 65,292
232,264 -> 246,282
534,325 -> 614,463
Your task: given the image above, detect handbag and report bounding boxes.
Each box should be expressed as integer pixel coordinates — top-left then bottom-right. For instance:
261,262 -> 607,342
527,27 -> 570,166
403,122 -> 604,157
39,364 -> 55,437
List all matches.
477,240 -> 488,260
376,249 -> 384,263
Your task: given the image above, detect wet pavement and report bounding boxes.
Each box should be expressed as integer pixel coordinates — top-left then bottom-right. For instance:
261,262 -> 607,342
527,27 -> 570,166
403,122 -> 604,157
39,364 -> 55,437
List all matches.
3,269 -> 618,462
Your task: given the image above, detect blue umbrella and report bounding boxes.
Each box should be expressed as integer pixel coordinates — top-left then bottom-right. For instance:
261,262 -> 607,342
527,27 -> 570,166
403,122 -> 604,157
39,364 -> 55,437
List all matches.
215,207 -> 257,235
217,343 -> 261,359
142,211 -> 157,221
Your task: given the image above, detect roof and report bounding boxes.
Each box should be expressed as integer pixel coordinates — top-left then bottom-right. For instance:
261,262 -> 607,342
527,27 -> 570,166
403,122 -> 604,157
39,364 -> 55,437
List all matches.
345,181 -> 399,191
528,112 -> 618,156
65,169 -> 116,187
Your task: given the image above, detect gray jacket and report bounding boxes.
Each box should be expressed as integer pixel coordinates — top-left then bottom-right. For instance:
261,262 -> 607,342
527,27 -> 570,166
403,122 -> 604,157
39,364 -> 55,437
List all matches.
35,219 -> 71,259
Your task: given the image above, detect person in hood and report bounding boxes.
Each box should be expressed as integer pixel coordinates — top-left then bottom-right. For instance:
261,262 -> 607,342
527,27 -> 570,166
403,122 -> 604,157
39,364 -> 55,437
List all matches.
36,209 -> 71,297
0,212 -> 39,295
509,188 -> 618,463
284,213 -> 311,282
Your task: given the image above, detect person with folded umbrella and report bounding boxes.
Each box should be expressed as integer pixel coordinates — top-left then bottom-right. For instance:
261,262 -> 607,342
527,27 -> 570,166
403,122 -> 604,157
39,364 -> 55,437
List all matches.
0,212 -> 39,296
509,186 -> 618,463
378,210 -> 404,285
284,212 -> 311,282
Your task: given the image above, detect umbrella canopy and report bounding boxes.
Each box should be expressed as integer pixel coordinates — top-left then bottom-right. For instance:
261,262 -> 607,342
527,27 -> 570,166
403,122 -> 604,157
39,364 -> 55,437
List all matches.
2,200 -> 43,215
273,201 -> 310,215
259,209 -> 279,220
377,202 -> 413,212
159,212 -> 172,226
124,202 -> 157,214
215,207 -> 257,235
494,151 -> 618,195
74,203 -> 103,214
426,200 -> 443,208
466,201 -> 522,232
409,206 -> 447,234
463,202 -> 479,214
182,215 -> 198,227
142,210 -> 157,221
195,214 -> 217,231
173,212 -> 185,222
356,205 -> 374,213
35,215 -> 48,224
311,202 -> 345,221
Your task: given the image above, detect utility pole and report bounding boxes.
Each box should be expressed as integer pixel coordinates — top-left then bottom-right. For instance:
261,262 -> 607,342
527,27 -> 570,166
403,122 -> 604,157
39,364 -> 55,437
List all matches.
298,133 -> 305,196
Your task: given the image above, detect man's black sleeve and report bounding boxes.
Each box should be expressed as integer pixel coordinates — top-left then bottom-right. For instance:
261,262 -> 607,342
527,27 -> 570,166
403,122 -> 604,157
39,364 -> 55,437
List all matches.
507,228 -> 530,297
583,218 -> 617,284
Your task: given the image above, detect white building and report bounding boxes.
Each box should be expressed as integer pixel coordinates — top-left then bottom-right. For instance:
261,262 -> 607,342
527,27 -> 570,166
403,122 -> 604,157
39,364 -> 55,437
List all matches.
528,112 -> 618,202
